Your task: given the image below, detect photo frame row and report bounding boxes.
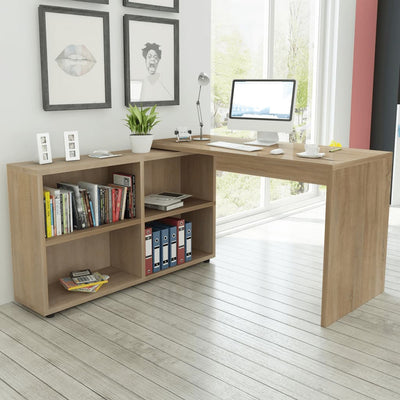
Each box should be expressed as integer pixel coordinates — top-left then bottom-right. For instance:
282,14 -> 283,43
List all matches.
38,5 -> 179,111
69,0 -> 179,12
36,131 -> 81,164
72,0 -> 109,4
123,0 -> 179,13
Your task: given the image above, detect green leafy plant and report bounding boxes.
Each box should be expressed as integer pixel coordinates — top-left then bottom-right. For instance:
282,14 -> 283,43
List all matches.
125,104 -> 160,135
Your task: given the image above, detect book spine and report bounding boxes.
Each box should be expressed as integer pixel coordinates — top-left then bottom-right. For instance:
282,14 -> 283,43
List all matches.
169,226 -> 177,267
108,187 -> 113,224
61,193 -> 67,234
84,191 -> 93,227
152,229 -> 161,273
110,187 -> 117,223
145,227 -> 153,276
132,175 -> 136,218
99,187 -> 105,225
44,190 -> 52,238
115,187 -> 122,221
54,192 -> 62,236
50,196 -> 54,237
80,189 -> 89,229
144,203 -> 166,211
120,187 -> 127,220
185,221 -> 192,262
89,198 -> 96,227
68,192 -> 73,233
103,188 -> 109,224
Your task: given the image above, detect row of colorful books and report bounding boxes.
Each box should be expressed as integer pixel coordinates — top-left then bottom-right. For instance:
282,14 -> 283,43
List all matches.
43,173 -> 136,238
145,217 -> 192,275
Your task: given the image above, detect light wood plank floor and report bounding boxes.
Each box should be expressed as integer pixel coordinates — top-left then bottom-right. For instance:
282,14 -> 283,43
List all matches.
1,205 -> 400,400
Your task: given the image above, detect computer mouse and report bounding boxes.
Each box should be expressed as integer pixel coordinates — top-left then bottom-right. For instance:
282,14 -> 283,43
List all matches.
270,148 -> 284,155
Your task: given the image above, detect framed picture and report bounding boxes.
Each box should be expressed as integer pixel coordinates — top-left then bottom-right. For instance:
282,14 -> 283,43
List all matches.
124,14 -> 179,107
72,1 -> 109,3
123,0 -> 179,13
38,5 -> 111,111
36,133 -> 53,165
64,131 -> 81,161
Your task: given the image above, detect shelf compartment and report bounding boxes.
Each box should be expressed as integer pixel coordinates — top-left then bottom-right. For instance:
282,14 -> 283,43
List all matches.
47,249 -> 213,315
48,266 -> 141,314
144,198 -> 213,222
144,154 -> 215,203
45,217 -> 142,247
144,248 -> 213,282
46,226 -> 143,285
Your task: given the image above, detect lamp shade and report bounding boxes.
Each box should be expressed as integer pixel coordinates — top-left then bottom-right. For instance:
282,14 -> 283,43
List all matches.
198,72 -> 209,86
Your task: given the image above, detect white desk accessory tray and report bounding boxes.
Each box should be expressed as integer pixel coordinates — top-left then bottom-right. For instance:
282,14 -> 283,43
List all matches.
88,150 -> 122,159
296,152 -> 325,159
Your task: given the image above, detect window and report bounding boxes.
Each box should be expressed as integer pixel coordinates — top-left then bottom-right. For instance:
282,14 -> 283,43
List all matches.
211,0 -> 323,227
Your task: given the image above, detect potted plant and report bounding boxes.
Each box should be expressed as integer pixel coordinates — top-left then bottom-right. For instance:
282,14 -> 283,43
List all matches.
125,104 -> 160,153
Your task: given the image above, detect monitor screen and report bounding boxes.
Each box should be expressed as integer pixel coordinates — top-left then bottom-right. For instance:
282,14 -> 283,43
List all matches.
229,79 -> 296,122
227,79 -> 296,145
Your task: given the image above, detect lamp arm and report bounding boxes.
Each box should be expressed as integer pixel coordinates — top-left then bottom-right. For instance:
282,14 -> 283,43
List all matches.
197,85 -> 202,103
196,85 -> 204,138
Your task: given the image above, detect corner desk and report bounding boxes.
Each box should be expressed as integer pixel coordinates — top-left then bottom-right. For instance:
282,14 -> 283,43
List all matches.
152,137 -> 392,327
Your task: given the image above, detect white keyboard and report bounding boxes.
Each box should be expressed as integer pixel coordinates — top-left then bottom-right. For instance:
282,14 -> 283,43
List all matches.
207,141 -> 263,152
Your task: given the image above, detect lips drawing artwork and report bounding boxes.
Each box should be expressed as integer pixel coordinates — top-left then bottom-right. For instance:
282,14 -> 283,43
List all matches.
55,44 -> 96,77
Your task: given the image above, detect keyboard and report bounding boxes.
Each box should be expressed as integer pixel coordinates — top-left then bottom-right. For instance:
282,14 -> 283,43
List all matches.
207,141 -> 263,152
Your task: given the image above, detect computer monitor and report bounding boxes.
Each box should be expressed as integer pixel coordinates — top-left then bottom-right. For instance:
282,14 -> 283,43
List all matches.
228,79 -> 296,146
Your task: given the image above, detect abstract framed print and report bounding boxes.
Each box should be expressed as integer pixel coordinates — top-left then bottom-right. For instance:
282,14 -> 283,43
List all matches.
64,131 -> 81,161
36,133 -> 53,165
123,0 -> 179,13
124,14 -> 179,107
38,5 -> 111,111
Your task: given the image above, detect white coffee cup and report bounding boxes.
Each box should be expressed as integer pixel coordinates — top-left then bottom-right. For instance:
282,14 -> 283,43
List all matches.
304,143 -> 320,156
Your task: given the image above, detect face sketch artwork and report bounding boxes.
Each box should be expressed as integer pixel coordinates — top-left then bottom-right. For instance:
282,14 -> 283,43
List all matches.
144,44 -> 161,75
56,44 -> 96,77
139,42 -> 172,101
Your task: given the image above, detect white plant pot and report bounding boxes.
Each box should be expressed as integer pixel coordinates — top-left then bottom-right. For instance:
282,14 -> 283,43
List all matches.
129,134 -> 153,153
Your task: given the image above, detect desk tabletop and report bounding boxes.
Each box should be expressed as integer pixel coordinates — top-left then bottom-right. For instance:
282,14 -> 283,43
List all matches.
152,136 -> 392,185
153,136 -> 390,167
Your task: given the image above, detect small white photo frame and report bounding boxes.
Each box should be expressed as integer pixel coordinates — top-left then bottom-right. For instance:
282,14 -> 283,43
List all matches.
36,132 -> 53,164
64,131 -> 80,161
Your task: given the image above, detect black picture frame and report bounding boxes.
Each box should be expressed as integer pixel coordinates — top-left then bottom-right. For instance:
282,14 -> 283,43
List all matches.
123,0 -> 179,13
123,14 -> 179,107
38,5 -> 111,111
72,0 -> 109,3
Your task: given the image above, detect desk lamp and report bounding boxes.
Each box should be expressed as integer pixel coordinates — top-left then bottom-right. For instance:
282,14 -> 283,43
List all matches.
194,72 -> 210,141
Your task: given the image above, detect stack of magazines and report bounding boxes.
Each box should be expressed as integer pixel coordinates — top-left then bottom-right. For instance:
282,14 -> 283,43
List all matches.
144,192 -> 191,211
59,270 -> 109,293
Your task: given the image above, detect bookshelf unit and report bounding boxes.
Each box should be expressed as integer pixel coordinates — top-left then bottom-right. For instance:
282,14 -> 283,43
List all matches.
7,149 -> 215,316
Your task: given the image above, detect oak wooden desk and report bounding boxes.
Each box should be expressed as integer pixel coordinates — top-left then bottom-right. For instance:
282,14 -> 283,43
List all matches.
153,137 -> 392,327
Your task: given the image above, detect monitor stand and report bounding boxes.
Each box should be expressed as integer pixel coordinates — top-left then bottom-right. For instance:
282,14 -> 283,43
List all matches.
245,131 -> 279,146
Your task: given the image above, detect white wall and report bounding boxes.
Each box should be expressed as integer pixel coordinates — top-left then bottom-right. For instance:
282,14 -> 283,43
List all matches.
331,0 -> 356,147
318,0 -> 356,146
0,0 -> 211,305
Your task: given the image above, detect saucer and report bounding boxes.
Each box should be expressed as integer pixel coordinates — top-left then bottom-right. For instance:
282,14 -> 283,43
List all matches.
296,151 -> 325,159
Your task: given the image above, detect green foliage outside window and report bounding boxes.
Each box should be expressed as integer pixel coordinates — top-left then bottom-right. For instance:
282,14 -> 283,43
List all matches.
212,0 -> 317,217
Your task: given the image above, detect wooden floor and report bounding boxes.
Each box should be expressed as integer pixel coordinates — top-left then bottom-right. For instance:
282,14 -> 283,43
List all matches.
1,205 -> 400,400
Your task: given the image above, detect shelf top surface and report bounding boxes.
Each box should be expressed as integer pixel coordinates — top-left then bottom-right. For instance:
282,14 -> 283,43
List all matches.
7,149 -> 190,175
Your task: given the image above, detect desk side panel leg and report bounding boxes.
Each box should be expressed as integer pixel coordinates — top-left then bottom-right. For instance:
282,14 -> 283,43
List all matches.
322,156 -> 392,327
